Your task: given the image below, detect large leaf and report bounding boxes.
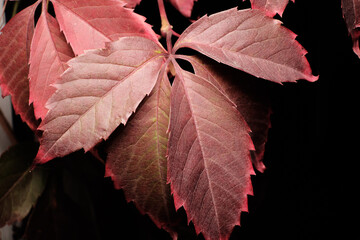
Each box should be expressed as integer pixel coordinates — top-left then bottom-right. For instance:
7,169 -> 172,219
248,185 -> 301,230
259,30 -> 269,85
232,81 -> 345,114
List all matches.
0,142 -> 47,227
168,67 -> 255,240
36,36 -> 166,164
29,11 -> 74,120
341,0 -> 360,58
173,8 -> 318,83
51,0 -> 158,55
0,2 -> 39,130
186,55 -> 271,172
169,0 -> 197,18
249,0 -> 294,17
105,70 -> 177,235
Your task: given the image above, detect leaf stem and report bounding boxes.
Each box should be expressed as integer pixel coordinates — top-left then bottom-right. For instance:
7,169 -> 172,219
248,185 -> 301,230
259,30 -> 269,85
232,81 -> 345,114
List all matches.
157,0 -> 173,52
0,108 -> 16,145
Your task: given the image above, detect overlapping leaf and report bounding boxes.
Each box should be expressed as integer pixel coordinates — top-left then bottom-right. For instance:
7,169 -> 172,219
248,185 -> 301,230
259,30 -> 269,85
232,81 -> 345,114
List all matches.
0,2 -> 39,130
169,0 -> 197,18
173,8 -> 318,83
248,0 -> 294,17
186,55 -> 271,172
51,0 -> 158,55
168,67 -> 255,240
0,142 -> 47,227
29,11 -> 74,120
35,36 -> 166,164
105,71 -> 177,235
341,0 -> 360,58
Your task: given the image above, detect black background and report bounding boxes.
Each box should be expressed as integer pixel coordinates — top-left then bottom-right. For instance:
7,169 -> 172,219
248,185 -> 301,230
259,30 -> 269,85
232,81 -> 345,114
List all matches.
5,0 -> 357,239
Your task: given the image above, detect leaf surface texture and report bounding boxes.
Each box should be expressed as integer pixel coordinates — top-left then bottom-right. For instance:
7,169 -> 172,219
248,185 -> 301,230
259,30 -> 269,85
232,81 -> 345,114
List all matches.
36,36 -> 166,163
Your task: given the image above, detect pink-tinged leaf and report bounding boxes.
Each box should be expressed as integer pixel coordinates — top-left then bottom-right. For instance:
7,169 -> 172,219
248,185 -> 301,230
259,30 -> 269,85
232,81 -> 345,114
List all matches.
341,0 -> 360,58
248,0 -> 294,17
51,0 -> 158,55
173,8 -> 318,83
35,36 -> 166,164
0,2 -> 40,131
105,71 -> 177,236
186,55 -> 271,172
168,0 -> 197,18
123,0 -> 142,8
29,12 -> 74,120
168,67 -> 255,240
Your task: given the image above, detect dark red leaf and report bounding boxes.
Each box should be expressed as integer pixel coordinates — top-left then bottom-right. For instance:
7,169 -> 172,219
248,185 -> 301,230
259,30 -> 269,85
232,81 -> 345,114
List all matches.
341,0 -> 360,57
168,66 -> 255,240
0,2 -> 40,130
173,8 -> 318,83
105,70 -> 177,236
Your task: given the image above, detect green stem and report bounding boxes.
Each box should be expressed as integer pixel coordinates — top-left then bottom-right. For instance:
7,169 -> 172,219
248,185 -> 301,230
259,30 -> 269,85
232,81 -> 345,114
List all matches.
11,0 -> 19,17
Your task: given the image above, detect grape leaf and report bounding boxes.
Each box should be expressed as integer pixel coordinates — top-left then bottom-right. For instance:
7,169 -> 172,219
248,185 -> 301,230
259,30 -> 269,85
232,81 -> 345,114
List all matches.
169,0 -> 197,18
0,142 -> 47,227
341,0 -> 360,58
29,11 -> 74,120
0,2 -> 39,130
186,55 -> 271,172
35,36 -> 166,164
105,70 -> 177,235
173,8 -> 318,83
248,0 -> 294,17
168,67 -> 255,240
51,0 -> 158,55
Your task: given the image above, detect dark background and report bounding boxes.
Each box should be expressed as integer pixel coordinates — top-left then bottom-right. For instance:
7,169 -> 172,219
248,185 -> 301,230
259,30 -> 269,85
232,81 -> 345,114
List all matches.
5,0 -> 357,239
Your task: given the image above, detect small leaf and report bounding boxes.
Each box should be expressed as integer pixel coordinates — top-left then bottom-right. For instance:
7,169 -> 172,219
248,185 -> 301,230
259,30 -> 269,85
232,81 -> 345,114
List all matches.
51,0 -> 158,55
248,0 -> 294,17
341,0 -> 360,58
173,8 -> 318,83
169,0 -> 197,18
0,142 -> 47,227
187,55 -> 271,172
105,70 -> 177,236
36,36 -> 166,164
0,2 -> 40,130
168,67 -> 255,240
29,12 -> 74,120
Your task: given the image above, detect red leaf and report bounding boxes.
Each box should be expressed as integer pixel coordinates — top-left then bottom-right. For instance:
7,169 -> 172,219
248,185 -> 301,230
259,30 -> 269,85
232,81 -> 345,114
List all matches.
186,55 -> 271,172
0,2 -> 39,131
168,67 -> 255,240
51,0 -> 158,55
35,36 -> 166,164
341,0 -> 360,58
249,0 -> 294,17
173,8 -> 318,83
169,0 -> 197,18
29,12 -> 74,120
122,0 -> 142,8
105,70 -> 177,235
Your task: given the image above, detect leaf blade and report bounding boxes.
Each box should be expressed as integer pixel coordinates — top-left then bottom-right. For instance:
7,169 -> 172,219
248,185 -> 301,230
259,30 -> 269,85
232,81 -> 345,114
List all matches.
29,12 -> 74,120
0,142 -> 47,227
186,55 -> 271,172
169,0 -> 197,18
249,0 -> 294,17
105,70 -> 177,234
341,0 -> 360,58
36,36 -> 166,164
168,67 -> 255,240
51,0 -> 158,55
0,2 -> 40,130
173,8 -> 318,83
